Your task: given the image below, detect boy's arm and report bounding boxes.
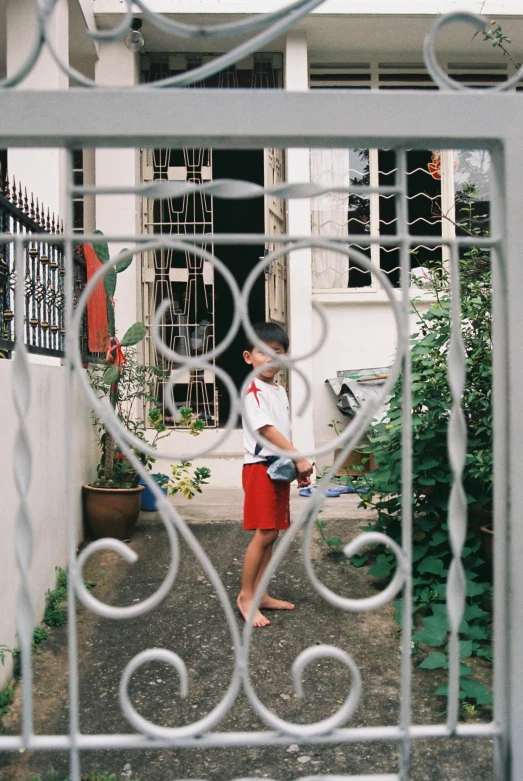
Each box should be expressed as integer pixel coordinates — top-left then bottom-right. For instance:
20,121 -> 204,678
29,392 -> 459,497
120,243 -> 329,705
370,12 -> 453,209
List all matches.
258,424 -> 313,484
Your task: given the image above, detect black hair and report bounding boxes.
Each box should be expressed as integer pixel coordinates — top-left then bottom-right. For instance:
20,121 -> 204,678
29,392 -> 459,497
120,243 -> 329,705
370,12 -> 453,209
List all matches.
245,321 -> 289,353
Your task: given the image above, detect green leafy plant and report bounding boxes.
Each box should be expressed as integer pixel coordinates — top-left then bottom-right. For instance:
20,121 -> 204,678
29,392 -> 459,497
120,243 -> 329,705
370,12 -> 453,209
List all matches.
315,518 -> 345,555
86,232 -> 150,488
166,462 -> 212,499
358,185 -> 493,709
43,567 -> 68,627
87,235 -> 210,492
474,18 -> 519,71
88,349 -> 169,487
0,680 -> 15,733
317,184 -> 494,711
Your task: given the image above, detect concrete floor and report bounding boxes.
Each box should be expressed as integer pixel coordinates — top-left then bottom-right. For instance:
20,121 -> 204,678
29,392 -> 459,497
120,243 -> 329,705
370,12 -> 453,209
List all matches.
171,486 -> 372,523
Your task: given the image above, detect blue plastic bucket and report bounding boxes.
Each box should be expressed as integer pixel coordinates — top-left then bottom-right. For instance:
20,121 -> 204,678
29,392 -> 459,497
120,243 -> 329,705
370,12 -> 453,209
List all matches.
139,474 -> 168,511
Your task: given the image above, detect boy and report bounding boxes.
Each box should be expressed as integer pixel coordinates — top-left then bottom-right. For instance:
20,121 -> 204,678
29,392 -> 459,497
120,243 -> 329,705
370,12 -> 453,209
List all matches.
237,322 -> 313,628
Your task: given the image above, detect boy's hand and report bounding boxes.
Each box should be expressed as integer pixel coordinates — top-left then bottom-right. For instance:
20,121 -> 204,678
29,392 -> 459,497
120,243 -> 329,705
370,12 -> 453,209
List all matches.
295,458 -> 313,486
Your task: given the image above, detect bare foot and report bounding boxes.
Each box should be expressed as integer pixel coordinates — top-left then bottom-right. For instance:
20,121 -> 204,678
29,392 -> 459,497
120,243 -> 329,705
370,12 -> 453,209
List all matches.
259,595 -> 295,611
237,595 -> 270,627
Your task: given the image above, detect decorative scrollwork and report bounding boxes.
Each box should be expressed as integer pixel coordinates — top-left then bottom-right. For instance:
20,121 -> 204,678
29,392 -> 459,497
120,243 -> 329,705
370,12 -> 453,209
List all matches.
0,0 -> 328,91
424,11 -> 523,91
67,218 -> 407,742
2,3 -> 521,93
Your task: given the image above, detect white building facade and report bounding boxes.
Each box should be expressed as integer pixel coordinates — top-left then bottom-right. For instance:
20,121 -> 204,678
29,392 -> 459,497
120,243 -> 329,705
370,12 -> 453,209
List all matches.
2,0 -> 523,487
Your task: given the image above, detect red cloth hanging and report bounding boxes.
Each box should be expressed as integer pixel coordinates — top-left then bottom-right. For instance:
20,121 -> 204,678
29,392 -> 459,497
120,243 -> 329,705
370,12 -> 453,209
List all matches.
84,243 -> 109,353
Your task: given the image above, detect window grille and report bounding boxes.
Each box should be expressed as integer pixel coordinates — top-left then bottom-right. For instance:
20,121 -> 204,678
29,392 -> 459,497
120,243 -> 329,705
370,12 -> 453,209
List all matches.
309,61 -> 504,291
140,53 -> 283,428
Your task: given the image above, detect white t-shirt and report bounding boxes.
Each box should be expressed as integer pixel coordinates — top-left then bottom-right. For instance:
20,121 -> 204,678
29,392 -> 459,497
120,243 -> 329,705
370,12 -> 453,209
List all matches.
242,378 -> 291,464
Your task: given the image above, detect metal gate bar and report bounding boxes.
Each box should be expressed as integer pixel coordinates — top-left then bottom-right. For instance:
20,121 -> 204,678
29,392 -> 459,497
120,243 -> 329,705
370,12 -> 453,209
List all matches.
2,4 -> 522,781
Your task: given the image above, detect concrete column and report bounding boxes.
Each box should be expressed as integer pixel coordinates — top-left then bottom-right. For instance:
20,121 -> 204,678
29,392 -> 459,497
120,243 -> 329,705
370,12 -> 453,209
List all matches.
95,42 -> 140,337
6,0 -> 69,218
285,32 -> 315,457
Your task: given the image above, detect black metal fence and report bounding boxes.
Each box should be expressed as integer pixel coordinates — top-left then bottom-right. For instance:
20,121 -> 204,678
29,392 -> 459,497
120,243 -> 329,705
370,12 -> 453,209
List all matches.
0,174 -> 93,359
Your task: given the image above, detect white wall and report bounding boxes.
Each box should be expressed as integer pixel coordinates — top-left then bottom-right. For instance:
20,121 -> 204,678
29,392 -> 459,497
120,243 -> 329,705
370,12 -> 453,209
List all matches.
0,360 -> 97,688
95,42 -> 140,338
285,31 -> 316,459
6,0 -> 69,219
312,293 -> 435,472
93,0 -> 523,15
151,428 -> 244,488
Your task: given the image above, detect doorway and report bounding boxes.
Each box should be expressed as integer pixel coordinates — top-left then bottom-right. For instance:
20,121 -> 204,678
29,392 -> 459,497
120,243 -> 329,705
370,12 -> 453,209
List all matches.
212,149 -> 266,426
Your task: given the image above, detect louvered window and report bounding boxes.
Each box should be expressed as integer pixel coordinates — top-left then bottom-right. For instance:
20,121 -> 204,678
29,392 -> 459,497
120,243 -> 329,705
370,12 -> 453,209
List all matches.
310,61 -> 503,290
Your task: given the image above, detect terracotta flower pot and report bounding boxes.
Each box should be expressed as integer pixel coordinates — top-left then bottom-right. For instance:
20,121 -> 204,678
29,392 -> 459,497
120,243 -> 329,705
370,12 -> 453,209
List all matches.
82,484 -> 144,541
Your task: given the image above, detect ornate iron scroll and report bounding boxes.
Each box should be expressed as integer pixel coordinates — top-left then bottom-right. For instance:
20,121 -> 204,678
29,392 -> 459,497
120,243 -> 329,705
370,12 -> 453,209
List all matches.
0,3 -> 512,781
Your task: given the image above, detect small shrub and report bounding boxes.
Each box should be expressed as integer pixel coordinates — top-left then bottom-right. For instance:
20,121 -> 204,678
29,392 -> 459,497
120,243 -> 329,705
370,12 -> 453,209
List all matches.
43,568 -> 68,627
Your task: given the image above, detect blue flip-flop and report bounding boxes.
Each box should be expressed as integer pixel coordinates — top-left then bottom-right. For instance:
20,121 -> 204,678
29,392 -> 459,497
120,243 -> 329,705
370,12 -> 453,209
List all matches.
330,484 -> 367,495
299,486 -> 340,498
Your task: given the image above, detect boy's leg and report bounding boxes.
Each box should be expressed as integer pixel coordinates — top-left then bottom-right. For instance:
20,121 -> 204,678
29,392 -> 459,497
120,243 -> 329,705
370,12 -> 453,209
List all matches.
237,528 -> 278,627
255,540 -> 295,612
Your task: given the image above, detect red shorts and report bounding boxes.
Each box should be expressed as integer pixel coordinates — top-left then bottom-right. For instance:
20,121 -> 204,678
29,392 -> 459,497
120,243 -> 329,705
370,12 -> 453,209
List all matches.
242,463 -> 291,531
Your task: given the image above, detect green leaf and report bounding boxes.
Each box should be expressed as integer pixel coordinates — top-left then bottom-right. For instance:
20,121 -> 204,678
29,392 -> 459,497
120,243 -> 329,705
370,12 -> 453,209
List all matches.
368,559 -> 393,579
430,531 -> 448,547
107,300 -> 115,338
116,249 -> 133,273
419,456 -> 440,469
350,553 -> 369,567
422,614 -> 448,634
92,229 -> 110,263
412,627 -> 446,647
476,647 -> 493,661
104,267 -> 117,298
325,537 -> 344,548
121,322 -> 147,347
459,640 -> 473,659
466,580 -> 487,598
417,556 -> 445,576
412,544 -> 430,563
459,678 -> 493,705
393,599 -> 403,626
419,652 -> 448,670
103,365 -> 119,385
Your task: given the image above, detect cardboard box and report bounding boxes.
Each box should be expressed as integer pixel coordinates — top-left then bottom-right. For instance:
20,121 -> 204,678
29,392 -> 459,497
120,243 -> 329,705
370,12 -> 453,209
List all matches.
334,448 -> 377,477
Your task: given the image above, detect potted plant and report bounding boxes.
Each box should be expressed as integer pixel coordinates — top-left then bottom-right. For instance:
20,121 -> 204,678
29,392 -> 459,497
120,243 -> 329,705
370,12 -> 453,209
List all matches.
83,234 -> 211,539
85,346 -> 169,539
138,405 -> 210,512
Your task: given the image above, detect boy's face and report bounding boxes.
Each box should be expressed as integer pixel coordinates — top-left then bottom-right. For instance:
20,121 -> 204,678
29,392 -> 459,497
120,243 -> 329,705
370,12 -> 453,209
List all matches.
243,340 -> 286,383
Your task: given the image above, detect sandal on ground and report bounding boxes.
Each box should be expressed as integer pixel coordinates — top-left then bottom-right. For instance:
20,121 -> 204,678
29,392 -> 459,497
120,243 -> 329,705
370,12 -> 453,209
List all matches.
330,484 -> 367,495
298,486 -> 340,498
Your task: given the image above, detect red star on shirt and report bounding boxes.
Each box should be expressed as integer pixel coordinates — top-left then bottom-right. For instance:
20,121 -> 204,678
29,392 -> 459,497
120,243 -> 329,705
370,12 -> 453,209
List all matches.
246,380 -> 262,407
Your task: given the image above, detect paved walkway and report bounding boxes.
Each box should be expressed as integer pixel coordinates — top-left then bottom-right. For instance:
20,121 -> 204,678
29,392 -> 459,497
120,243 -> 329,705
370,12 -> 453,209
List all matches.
0,492 -> 492,781
171,487 -> 372,523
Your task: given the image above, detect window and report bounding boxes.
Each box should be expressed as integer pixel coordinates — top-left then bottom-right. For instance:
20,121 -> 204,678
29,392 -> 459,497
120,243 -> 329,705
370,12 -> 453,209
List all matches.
309,61 -> 501,291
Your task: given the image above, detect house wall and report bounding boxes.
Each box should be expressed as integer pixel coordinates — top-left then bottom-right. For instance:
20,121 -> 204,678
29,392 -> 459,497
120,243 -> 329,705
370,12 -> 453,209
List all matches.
312,293 -> 435,473
0,360 -> 97,688
93,1 -> 523,16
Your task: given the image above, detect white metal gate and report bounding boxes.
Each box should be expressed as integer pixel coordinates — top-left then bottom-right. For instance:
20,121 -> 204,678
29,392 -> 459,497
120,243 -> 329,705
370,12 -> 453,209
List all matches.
1,3 -> 522,780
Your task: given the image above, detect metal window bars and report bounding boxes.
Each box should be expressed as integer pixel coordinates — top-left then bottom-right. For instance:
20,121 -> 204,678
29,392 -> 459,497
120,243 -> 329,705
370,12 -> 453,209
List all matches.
0,171 -> 93,359
1,3 -> 523,781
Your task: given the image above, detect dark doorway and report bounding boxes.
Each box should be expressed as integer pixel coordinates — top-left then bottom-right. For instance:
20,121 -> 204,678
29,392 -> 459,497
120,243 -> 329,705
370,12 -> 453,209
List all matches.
212,149 -> 266,427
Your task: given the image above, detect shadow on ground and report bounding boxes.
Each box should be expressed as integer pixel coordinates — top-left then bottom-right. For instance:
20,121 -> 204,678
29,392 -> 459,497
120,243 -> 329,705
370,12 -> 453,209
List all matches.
0,512 -> 492,781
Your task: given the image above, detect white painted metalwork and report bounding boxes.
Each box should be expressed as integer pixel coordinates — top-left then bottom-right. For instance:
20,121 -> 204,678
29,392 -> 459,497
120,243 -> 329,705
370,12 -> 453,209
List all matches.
1,3 -> 523,781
